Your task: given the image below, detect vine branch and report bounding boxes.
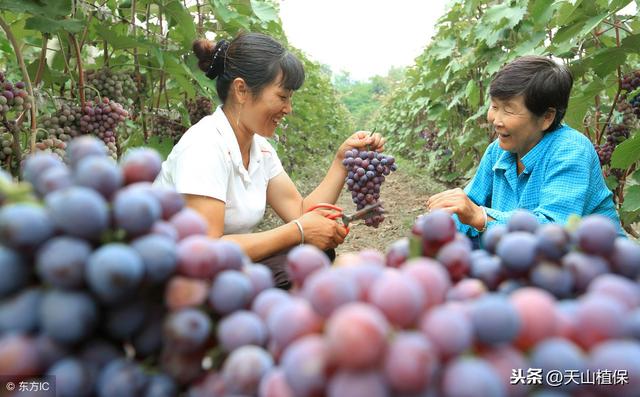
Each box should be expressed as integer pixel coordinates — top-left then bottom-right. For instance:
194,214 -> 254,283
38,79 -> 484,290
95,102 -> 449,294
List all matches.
68,33 -> 85,108
0,14 -> 38,154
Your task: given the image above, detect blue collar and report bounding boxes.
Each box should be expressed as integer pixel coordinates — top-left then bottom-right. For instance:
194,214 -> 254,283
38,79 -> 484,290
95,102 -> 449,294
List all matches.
491,127 -> 564,174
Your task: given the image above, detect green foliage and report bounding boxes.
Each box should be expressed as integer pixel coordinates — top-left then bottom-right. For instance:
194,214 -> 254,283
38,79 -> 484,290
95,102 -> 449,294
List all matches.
272,52 -> 354,175
375,0 -> 640,230
0,0 -> 351,181
333,68 -> 404,130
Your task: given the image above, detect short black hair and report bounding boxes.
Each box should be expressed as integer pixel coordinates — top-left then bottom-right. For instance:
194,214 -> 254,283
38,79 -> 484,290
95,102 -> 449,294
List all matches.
489,55 -> 573,132
193,32 -> 305,103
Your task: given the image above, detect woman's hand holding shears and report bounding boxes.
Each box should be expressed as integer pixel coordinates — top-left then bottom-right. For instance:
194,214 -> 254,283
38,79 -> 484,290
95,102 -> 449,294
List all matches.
297,202 -> 383,250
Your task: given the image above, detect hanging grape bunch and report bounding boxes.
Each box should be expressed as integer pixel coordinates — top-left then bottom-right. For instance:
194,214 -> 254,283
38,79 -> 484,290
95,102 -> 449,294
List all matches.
419,127 -> 441,151
0,72 -> 32,119
187,96 -> 214,126
621,70 -> 640,118
595,124 -> 630,166
0,128 -> 14,164
150,112 -> 187,144
79,97 -> 129,159
343,147 -> 397,227
39,102 -> 83,143
84,68 -> 137,107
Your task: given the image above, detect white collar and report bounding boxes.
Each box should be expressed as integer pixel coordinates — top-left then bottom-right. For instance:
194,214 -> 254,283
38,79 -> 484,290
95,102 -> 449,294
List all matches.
212,106 -> 263,182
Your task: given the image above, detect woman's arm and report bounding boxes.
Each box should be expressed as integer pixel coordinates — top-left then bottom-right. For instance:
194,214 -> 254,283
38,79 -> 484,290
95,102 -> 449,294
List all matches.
185,194 -> 345,262
184,194 -> 304,261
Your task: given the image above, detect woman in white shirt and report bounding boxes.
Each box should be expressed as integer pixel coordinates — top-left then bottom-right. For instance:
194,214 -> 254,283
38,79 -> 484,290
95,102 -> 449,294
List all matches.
155,32 -> 384,287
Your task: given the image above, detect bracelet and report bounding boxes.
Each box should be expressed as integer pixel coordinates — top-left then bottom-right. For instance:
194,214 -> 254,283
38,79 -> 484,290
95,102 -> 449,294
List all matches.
478,206 -> 488,233
292,219 -> 304,245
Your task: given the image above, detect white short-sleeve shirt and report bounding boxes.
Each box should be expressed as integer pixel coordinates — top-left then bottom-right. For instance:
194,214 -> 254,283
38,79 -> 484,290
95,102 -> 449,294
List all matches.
154,106 -> 284,234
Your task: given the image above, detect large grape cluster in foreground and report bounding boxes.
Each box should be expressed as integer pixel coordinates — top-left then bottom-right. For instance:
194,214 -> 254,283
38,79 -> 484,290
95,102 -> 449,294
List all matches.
1,135 -> 639,396
342,149 -> 397,227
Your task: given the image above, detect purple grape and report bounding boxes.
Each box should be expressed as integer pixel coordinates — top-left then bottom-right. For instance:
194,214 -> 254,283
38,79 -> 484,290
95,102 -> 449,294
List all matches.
163,308 -> 212,353
588,340 -> 640,397
96,359 -> 149,397
481,224 -> 507,254
441,357 -> 506,397
104,300 -> 148,341
222,345 -> 274,396
574,214 -> 618,256
113,187 -> 162,237
530,262 -> 574,298
0,203 -> 54,251
470,294 -> 521,345
47,357 -> 94,397
131,234 -> 177,284
21,152 -> 65,186
217,310 -> 267,352
495,231 -> 538,273
46,186 -> 109,241
74,155 -> 123,199
281,335 -> 329,397
0,288 -> 42,333
120,148 -> 162,184
208,270 -> 253,315
34,166 -> 73,197
609,237 -> 640,278
535,223 -> 570,262
0,246 -> 29,298
36,236 -> 92,289
40,290 -> 98,345
65,135 -> 108,168
86,243 -> 145,305
507,210 -> 539,233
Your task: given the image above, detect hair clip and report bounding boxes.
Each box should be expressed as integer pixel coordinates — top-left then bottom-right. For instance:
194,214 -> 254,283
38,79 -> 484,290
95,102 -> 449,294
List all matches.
206,40 -> 229,79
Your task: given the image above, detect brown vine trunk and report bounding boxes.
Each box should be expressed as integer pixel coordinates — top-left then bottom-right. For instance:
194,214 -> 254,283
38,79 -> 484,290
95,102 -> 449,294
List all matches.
34,34 -> 49,86
68,33 -> 85,108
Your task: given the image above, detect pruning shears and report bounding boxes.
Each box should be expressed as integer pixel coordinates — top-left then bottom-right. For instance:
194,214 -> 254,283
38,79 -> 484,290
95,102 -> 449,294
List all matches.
305,201 -> 384,234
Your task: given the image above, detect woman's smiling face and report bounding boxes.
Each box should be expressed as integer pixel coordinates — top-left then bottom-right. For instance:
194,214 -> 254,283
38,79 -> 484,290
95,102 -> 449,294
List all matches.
242,73 -> 293,138
487,95 -> 551,158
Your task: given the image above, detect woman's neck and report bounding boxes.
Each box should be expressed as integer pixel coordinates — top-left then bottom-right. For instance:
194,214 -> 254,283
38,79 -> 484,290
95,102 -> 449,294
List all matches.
222,105 -> 253,162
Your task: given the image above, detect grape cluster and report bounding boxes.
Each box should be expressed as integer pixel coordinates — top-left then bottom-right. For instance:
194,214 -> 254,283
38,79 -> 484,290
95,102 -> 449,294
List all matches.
2,135 -> 640,396
0,135 -> 275,396
84,68 -> 137,107
39,103 -> 83,143
595,123 -> 630,166
631,94 -> 640,117
0,129 -> 14,164
150,112 -> 187,144
621,70 -> 640,92
617,97 -> 639,125
595,141 -> 614,166
33,136 -> 67,160
419,128 -> 441,151
79,97 -> 129,159
187,96 -> 214,126
0,72 -> 32,119
342,149 -> 397,227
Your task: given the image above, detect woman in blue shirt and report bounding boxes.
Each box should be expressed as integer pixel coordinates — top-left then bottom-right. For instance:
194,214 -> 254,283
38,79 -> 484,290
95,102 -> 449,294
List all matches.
426,55 -> 624,238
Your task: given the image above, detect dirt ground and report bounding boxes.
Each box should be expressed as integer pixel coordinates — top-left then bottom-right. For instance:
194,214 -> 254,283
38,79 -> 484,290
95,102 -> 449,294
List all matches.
334,169 -> 430,256
257,167 -> 440,257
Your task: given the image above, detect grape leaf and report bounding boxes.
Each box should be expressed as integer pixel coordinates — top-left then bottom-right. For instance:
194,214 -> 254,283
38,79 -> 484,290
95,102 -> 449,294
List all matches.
611,132 -> 640,169
621,185 -> 640,213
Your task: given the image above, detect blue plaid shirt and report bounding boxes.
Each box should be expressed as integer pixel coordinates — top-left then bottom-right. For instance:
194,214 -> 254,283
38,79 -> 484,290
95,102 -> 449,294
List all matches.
456,124 -> 625,238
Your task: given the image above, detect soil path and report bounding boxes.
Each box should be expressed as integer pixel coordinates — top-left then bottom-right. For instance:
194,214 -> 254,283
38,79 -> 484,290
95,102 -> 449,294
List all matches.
335,169 -> 429,256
